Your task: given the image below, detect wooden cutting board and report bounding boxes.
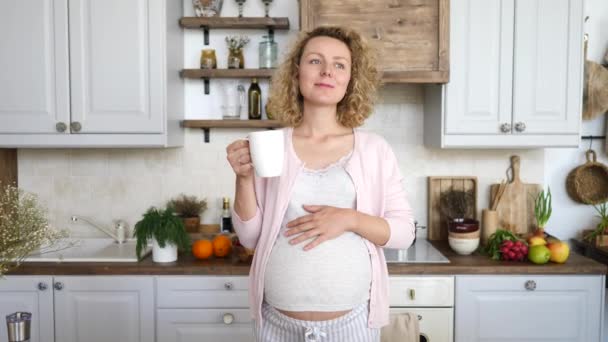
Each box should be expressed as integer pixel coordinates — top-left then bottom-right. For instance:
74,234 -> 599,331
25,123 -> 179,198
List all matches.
428,176 -> 478,241
490,155 -> 542,236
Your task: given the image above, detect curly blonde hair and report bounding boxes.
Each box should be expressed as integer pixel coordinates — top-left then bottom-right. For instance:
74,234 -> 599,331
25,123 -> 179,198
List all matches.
267,26 -> 380,128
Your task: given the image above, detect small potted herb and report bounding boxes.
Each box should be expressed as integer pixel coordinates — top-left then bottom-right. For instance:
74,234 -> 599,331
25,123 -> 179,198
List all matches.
167,194 -> 208,233
533,187 -> 552,237
439,189 -> 477,232
583,202 -> 608,247
133,207 -> 191,262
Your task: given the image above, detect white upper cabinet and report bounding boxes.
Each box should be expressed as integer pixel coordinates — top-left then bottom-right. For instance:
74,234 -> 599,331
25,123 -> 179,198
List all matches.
68,0 -> 163,134
424,0 -> 584,148
0,0 -> 70,134
0,0 -> 184,148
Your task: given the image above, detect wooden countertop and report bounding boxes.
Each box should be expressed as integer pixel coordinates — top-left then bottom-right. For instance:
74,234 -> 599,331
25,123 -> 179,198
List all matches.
7,240 -> 607,276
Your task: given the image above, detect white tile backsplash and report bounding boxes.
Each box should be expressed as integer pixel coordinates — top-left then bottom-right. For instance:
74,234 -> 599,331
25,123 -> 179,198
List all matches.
17,85 -> 545,238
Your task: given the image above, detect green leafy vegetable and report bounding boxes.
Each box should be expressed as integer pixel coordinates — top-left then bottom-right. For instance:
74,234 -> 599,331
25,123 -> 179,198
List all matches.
483,229 -> 522,260
534,187 -> 552,229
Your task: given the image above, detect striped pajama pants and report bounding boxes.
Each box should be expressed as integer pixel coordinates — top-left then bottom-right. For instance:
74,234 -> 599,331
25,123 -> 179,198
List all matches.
254,300 -> 381,342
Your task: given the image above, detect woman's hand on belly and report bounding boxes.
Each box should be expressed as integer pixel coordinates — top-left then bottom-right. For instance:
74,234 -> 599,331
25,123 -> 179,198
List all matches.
284,205 -> 357,251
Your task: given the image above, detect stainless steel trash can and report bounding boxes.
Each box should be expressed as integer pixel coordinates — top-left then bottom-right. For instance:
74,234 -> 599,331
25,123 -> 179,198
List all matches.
6,312 -> 31,342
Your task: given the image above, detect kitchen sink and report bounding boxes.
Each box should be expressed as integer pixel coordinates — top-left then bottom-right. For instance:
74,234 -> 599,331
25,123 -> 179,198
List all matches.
385,239 -> 450,263
22,238 -> 151,262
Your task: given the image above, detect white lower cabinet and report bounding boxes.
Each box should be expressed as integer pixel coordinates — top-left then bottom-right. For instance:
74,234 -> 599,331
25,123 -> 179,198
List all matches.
54,276 -> 154,342
388,276 -> 454,342
156,276 -> 254,342
455,275 -> 605,342
0,276 -> 54,342
157,309 -> 254,342
0,276 -> 154,342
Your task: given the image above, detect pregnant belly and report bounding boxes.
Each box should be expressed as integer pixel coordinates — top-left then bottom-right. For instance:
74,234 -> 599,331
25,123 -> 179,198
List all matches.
264,231 -> 372,312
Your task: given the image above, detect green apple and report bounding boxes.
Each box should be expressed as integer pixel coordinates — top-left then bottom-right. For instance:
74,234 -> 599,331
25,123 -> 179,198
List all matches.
528,245 -> 551,264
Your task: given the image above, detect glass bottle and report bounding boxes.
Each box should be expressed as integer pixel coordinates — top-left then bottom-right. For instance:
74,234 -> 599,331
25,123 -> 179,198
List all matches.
259,35 -> 278,69
248,78 -> 262,120
220,197 -> 234,233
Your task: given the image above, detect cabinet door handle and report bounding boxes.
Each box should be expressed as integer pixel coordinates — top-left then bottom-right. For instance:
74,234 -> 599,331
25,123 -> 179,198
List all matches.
408,288 -> 415,300
224,282 -> 233,290
500,123 -> 511,133
223,313 -> 234,325
514,122 -> 526,132
417,314 -> 422,321
70,121 -> 82,133
524,280 -> 536,291
38,282 -> 48,291
56,122 -> 67,133
53,282 -> 64,291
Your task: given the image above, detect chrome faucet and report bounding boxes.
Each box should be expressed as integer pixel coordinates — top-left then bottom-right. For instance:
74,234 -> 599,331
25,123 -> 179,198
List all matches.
70,216 -> 126,244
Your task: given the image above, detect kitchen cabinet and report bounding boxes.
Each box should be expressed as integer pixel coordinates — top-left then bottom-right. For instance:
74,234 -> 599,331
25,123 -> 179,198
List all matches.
455,275 -> 605,342
424,0 -> 584,148
389,276 -> 454,342
0,276 -> 154,342
54,276 -> 154,342
0,276 -> 54,342
156,276 -> 254,342
299,0 -> 449,83
0,0 -> 184,148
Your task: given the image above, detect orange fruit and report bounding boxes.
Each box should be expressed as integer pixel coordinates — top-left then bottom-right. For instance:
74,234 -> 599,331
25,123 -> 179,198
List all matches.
212,235 -> 233,257
192,239 -> 213,260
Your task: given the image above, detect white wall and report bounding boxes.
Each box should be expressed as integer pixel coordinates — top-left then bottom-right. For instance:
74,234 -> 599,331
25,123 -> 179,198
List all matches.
18,0 -> 605,243
545,0 -> 608,241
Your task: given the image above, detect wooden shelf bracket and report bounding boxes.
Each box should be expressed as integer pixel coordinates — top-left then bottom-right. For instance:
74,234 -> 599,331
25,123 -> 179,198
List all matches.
202,128 -> 210,143
202,77 -> 210,94
202,26 -> 210,45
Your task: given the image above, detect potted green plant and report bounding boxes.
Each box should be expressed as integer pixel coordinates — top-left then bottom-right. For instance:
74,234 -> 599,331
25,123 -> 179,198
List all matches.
167,194 -> 208,233
583,202 -> 608,247
533,187 -> 552,237
133,207 -> 191,262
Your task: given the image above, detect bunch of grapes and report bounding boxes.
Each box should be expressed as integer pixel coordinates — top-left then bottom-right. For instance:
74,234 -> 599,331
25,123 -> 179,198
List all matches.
499,240 -> 528,261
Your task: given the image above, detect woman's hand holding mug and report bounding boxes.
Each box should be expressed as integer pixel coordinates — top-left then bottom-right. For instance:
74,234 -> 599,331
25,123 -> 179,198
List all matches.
226,139 -> 254,179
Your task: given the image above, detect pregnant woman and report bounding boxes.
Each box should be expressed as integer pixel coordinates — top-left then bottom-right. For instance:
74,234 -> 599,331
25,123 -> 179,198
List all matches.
226,26 -> 415,341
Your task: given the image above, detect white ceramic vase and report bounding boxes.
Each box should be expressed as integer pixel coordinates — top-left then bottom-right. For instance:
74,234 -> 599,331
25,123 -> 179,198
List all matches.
152,237 -> 178,263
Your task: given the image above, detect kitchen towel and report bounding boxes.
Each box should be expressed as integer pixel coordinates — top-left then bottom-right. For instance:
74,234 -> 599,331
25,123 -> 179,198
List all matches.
380,312 -> 419,342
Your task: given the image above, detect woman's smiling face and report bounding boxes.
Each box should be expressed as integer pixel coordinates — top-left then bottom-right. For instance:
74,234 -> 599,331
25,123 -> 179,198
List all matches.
298,36 -> 352,107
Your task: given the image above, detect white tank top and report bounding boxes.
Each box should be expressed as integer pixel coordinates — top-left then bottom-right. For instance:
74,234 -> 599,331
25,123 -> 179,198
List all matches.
263,152 -> 372,311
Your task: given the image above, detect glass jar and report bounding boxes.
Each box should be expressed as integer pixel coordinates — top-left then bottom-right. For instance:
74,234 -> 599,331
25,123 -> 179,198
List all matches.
259,35 -> 277,69
200,49 -> 217,69
228,48 -> 244,69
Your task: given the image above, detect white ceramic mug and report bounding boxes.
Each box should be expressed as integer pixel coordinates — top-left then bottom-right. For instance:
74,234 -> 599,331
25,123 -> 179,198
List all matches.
247,130 -> 284,177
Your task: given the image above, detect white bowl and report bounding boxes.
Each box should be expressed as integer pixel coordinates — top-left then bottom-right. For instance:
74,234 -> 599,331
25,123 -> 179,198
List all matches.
448,236 -> 480,255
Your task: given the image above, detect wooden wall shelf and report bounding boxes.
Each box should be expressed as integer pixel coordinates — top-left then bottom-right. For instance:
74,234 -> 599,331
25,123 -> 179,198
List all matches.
182,120 -> 283,143
179,17 -> 290,30
180,69 -> 274,79
182,120 -> 282,128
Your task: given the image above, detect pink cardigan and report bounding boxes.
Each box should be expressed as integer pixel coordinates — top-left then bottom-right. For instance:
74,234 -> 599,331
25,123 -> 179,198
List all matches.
231,127 -> 415,331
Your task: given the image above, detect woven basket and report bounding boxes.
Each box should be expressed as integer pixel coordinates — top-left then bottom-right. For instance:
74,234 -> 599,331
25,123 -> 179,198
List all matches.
566,150 -> 608,204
